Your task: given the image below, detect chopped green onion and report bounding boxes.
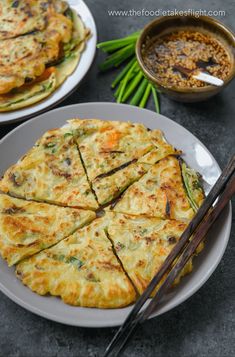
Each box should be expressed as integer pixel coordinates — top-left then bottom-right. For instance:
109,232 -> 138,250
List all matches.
130,78 -> 148,105
181,162 -> 199,212
64,132 -> 73,138
151,85 -> 160,113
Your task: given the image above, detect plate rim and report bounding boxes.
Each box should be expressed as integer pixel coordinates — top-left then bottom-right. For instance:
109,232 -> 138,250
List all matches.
0,0 -> 97,125
0,102 -> 232,328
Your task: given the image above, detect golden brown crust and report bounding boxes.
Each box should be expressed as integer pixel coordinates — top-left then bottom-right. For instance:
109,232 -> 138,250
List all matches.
0,1 -> 69,41
16,216 -> 136,308
0,194 -> 96,266
0,127 -> 98,210
68,120 -> 179,206
0,2 -> 73,94
139,129 -> 181,165
0,2 -> 89,111
68,118 -> 155,181
93,162 -> 151,205
0,119 -> 205,308
113,156 -> 195,221
108,213 -> 191,294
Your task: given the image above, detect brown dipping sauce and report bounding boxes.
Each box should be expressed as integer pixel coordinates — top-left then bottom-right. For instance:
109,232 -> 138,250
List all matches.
142,29 -> 232,88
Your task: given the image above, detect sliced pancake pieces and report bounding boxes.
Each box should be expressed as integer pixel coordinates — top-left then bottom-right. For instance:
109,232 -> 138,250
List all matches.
0,0 -> 61,41
107,213 -> 198,295
112,156 -> 204,221
0,1 -> 90,111
92,161 -> 151,206
139,129 -> 182,165
68,119 -> 155,180
0,127 -> 98,210
67,119 -> 180,206
0,1 -> 73,95
54,10 -> 91,89
0,118 -> 205,308
0,194 -> 96,266
16,214 -> 136,308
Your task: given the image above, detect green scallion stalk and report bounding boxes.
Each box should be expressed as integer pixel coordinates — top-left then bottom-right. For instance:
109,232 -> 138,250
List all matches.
139,83 -> 152,108
99,43 -> 135,71
100,44 -> 133,69
117,60 -> 138,103
151,85 -> 160,113
97,31 -> 140,51
130,78 -> 148,105
114,81 -> 123,98
114,70 -> 136,98
97,31 -> 161,113
111,57 -> 136,88
97,37 -> 138,53
113,44 -> 136,67
122,70 -> 143,102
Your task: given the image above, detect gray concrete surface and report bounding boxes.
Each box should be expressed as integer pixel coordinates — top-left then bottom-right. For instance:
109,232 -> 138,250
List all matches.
0,0 -> 234,356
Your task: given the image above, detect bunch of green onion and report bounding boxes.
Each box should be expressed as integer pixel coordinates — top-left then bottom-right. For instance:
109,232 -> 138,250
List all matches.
97,32 -> 160,113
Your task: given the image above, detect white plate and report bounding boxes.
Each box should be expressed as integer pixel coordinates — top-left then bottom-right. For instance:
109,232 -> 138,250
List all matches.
0,0 -> 97,125
0,103 -> 232,327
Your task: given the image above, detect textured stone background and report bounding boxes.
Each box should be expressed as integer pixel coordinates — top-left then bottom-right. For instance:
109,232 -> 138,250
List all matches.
0,0 -> 234,356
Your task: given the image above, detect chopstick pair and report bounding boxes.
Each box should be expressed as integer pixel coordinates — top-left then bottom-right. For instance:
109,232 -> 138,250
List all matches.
103,154 -> 235,357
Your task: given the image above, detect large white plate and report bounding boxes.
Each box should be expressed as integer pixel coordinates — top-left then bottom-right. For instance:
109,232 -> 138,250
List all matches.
0,0 -> 97,125
0,103 -> 232,327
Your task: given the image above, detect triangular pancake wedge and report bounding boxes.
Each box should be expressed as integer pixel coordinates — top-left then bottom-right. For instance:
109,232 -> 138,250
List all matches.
0,127 -> 98,210
0,194 -> 96,266
67,119 -> 180,205
67,119 -> 155,181
138,129 -> 181,165
108,213 -> 199,295
16,215 -> 136,308
113,156 -> 204,221
92,161 -> 151,206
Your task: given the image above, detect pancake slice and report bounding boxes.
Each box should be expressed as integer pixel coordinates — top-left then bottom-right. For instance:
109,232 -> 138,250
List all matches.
54,10 -> 91,88
108,213 -> 199,295
0,0 -> 69,40
67,119 -> 179,205
0,194 -> 96,266
93,161 -> 151,206
139,129 -> 181,165
16,215 -> 136,308
0,70 -> 57,112
68,119 -> 155,181
0,127 -> 98,210
113,156 -> 204,221
0,3 -> 73,95
0,0 -> 47,40
0,7 -> 89,111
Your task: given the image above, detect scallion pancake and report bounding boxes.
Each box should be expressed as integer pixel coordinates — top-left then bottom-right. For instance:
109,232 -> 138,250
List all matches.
16,215 -> 136,308
113,156 -> 204,221
0,127 -> 98,210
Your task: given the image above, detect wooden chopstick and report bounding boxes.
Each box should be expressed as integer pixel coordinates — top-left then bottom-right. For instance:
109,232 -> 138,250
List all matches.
103,154 -> 235,357
112,174 -> 235,357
